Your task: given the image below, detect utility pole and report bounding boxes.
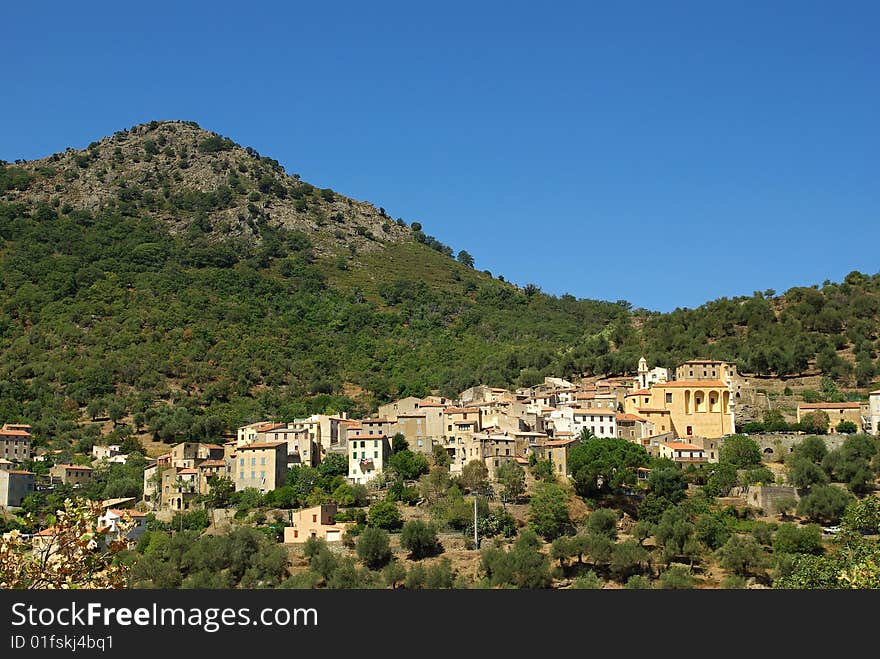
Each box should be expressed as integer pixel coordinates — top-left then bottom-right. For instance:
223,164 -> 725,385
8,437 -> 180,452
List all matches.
473,494 -> 478,549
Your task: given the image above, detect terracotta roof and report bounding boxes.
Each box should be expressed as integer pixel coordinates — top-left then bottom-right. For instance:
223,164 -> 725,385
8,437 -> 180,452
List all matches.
348,434 -> 386,440
514,457 -> 530,465
554,431 -> 574,437
198,460 -> 227,467
238,441 -> 286,449
256,423 -> 286,432
57,464 -> 93,471
444,407 -> 479,414
396,413 -> 427,418
201,444 -> 224,450
627,389 -> 651,396
362,418 -> 393,423
7,470 -> 34,475
177,468 -> 198,475
35,527 -> 57,537
656,380 -> 727,388
545,439 -> 577,447
662,442 -> 704,451
798,402 -> 861,409
0,429 -> 31,437
416,401 -> 446,407
108,509 -> 147,518
617,413 -> 649,422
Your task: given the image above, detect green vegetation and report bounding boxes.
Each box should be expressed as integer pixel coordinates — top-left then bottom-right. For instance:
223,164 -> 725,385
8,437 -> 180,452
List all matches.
3,122 -> 880,458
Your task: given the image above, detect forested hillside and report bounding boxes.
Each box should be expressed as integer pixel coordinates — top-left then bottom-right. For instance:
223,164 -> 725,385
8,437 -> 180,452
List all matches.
1,120 -> 878,449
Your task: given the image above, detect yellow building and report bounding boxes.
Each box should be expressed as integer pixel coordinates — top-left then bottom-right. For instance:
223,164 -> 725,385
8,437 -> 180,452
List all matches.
624,380 -> 734,439
796,402 -> 864,433
675,359 -> 748,402
233,441 -> 287,493
283,504 -> 351,543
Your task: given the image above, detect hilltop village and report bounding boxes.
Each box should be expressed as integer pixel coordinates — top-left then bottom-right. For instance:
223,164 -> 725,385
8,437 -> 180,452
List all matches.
4,357 -> 879,515
3,356 -> 880,590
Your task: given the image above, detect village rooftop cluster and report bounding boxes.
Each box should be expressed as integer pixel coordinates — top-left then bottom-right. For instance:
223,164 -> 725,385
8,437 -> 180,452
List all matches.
3,357 -> 880,546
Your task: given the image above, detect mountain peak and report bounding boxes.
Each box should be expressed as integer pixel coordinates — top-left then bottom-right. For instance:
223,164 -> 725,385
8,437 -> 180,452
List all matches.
2,120 -> 412,254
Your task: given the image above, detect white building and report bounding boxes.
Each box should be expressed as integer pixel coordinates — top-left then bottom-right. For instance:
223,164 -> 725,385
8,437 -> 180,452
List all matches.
635,357 -> 668,390
548,407 -> 617,438
97,508 -> 147,543
92,444 -> 121,461
868,390 -> 880,436
347,434 -> 390,485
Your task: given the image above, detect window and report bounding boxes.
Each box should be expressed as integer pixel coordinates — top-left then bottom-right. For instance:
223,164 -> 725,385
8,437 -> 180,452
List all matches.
312,514 -> 317,523
294,530 -> 298,538
644,398 -> 649,404
600,427 -> 604,435
665,393 -> 673,404
506,449 -> 510,455
494,460 -> 499,467
448,425 -> 453,431
250,471 -> 255,479
374,451 -> 378,458
260,471 -> 265,480
260,457 -> 266,465
373,440 -> 378,447
352,452 -> 357,460
240,458 -> 244,466
686,426 -> 693,436
360,440 -> 365,448
689,371 -> 693,377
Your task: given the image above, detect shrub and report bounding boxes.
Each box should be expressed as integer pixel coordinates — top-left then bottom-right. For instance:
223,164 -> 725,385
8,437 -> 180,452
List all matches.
572,571 -> 603,589
658,565 -> 695,589
400,520 -> 440,559
367,500 -> 403,530
355,527 -> 392,569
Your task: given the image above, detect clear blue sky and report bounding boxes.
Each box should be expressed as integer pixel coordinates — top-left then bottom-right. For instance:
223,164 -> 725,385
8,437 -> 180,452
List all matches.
3,1 -> 878,312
